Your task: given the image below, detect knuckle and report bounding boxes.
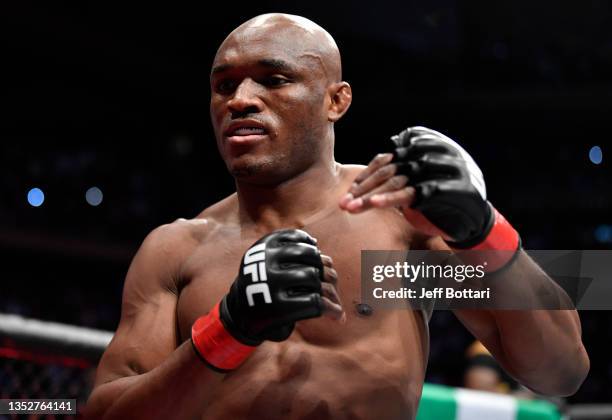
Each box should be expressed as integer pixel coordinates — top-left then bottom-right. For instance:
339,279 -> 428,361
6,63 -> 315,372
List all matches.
382,164 -> 395,176
321,283 -> 334,293
350,184 -> 363,196
391,175 -> 408,188
374,165 -> 393,179
324,269 -> 338,282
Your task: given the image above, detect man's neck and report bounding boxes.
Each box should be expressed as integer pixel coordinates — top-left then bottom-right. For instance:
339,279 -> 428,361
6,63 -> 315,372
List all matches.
236,160 -> 342,232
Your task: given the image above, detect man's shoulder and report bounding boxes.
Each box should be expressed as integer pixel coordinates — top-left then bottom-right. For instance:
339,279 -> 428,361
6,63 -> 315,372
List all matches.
148,193 -> 238,248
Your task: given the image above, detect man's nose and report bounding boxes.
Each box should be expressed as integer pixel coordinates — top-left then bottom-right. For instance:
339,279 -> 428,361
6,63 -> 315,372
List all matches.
227,78 -> 264,115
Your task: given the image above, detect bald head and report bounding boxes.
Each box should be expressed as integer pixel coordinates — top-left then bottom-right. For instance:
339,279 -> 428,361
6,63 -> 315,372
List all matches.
214,13 -> 342,82
209,14 -> 353,184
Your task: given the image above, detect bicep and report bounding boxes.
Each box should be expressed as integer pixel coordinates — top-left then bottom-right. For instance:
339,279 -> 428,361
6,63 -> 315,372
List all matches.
94,290 -> 178,386
94,226 -> 183,387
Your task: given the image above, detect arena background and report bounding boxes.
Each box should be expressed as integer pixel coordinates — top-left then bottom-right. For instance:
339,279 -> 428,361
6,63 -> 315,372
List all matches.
1,0 -> 611,415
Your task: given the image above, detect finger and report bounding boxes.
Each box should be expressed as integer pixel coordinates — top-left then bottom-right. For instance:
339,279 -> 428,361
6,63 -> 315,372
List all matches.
410,153 -> 461,183
390,127 -> 416,148
322,265 -> 338,286
320,254 -> 334,268
321,280 -> 341,305
340,153 -> 393,208
399,136 -> 457,161
281,266 -> 323,292
276,243 -> 321,268
354,153 -> 394,184
344,175 -> 409,213
369,187 -> 417,209
348,163 -> 397,199
320,296 -> 346,323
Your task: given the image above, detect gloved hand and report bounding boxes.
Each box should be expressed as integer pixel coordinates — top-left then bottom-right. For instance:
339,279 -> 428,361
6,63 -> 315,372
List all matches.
192,229 -> 342,372
339,126 -> 520,270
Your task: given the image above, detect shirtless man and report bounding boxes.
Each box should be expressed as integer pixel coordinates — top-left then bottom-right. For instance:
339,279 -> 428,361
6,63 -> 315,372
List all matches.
85,13 -> 589,420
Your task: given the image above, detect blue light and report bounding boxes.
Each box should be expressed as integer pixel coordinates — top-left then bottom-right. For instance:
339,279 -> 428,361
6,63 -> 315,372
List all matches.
594,225 -> 612,244
85,186 -> 103,206
589,146 -> 603,165
27,188 -> 45,207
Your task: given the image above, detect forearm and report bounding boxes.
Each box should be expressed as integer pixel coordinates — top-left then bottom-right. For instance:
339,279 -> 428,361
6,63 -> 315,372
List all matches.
493,309 -> 588,395
483,252 -> 589,395
86,340 -> 225,420
344,127 -> 590,394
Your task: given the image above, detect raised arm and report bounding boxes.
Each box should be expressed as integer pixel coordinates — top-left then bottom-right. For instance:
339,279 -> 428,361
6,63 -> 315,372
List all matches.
340,126 -> 589,396
429,236 -> 589,396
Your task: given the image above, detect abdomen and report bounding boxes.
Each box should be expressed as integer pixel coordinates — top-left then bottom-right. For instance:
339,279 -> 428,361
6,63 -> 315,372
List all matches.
202,310 -> 426,420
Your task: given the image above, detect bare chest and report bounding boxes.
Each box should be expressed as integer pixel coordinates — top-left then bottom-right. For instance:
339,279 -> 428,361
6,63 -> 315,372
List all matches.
177,210 -> 427,419
175,210 -> 411,344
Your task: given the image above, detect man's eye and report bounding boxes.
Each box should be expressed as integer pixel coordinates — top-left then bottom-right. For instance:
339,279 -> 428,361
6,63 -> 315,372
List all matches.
216,80 -> 236,93
263,76 -> 289,87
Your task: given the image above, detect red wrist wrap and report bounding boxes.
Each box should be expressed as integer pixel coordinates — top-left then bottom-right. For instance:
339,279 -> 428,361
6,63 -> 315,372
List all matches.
191,302 -> 256,371
451,207 -> 521,272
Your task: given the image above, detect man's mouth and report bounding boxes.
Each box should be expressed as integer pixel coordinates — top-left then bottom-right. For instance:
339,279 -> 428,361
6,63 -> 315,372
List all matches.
224,121 -> 269,144
229,127 -> 267,136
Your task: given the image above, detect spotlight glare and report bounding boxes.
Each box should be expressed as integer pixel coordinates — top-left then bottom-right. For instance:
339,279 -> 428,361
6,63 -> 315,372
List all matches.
27,188 -> 45,207
86,186 -> 103,206
589,146 -> 603,165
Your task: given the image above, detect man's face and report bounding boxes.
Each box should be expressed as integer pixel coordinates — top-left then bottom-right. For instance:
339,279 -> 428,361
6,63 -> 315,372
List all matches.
210,25 -> 330,185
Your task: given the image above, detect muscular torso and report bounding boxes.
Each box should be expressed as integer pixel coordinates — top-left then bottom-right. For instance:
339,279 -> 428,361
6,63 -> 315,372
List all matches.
173,168 -> 429,420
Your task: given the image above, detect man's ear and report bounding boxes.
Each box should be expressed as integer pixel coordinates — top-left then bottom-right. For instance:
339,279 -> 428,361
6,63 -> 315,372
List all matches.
327,82 -> 352,122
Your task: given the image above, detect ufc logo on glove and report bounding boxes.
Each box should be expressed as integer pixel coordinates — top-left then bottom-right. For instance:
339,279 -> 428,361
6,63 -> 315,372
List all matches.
243,243 -> 272,306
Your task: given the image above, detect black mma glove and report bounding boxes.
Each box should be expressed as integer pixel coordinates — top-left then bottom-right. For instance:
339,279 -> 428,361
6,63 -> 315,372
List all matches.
391,126 -> 520,269
192,229 -> 324,371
